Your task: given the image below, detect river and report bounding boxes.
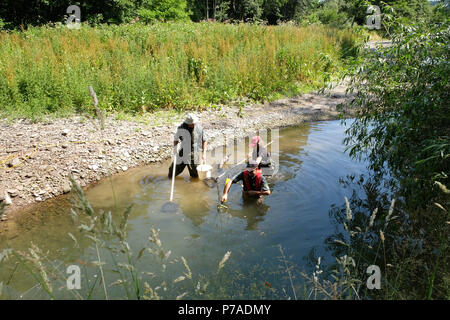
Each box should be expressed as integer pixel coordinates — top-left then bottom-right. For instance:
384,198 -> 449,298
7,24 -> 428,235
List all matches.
0,119 -> 370,299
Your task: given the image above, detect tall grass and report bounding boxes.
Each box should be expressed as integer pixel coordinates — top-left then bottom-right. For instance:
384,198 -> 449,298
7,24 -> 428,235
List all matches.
0,22 -> 364,119
0,175 -> 235,300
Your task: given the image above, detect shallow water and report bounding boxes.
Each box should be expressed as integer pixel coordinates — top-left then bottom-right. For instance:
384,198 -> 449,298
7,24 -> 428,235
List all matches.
0,120 -> 369,299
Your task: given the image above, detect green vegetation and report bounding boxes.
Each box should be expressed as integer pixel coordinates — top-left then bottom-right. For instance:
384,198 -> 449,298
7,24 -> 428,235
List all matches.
311,174 -> 449,299
331,19 -> 450,299
342,22 -> 449,207
0,0 -> 444,119
0,176 -> 234,300
0,22 -> 364,119
0,0 -> 438,27
1,0 -> 449,301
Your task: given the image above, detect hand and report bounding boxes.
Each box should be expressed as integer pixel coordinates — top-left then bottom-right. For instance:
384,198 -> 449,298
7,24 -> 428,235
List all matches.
221,194 -> 228,203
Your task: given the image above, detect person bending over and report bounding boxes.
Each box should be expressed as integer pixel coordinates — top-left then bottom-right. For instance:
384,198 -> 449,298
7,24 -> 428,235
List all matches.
221,162 -> 270,203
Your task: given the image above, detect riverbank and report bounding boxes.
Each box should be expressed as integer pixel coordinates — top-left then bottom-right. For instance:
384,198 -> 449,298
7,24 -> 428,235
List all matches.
0,82 -> 354,220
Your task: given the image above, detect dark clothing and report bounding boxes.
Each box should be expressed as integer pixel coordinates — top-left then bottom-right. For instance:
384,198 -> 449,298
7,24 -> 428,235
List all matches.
232,171 -> 270,192
175,122 -> 205,152
168,160 -> 198,179
168,122 -> 206,178
252,145 -> 271,167
174,122 -> 205,163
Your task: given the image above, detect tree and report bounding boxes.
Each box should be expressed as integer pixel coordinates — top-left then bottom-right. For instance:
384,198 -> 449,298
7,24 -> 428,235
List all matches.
262,0 -> 288,24
281,0 -> 319,21
136,0 -> 190,22
215,0 -> 231,21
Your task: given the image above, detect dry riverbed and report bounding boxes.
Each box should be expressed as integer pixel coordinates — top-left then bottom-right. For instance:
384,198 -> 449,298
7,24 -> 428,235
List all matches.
0,82 -> 354,221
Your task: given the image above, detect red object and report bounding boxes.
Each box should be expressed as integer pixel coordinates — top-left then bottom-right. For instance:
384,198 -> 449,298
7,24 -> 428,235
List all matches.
250,136 -> 260,148
243,169 -> 262,191
265,281 -> 272,288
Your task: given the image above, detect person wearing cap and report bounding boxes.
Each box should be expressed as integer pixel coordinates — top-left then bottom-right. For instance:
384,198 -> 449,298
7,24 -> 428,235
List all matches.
249,136 -> 272,169
169,113 -> 207,179
221,161 -> 271,203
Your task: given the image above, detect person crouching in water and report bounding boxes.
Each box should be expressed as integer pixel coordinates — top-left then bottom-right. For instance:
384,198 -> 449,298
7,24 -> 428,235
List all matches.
221,161 -> 271,204
168,113 -> 207,179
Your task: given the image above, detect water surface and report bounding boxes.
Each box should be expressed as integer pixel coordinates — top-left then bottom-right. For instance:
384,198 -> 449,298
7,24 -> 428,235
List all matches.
0,120 -> 369,299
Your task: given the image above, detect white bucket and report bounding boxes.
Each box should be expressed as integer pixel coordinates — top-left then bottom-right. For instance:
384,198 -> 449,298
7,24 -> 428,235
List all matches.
197,164 -> 212,180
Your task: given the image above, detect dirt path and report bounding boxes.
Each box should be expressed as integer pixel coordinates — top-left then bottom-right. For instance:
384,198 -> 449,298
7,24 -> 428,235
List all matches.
0,81 -> 354,220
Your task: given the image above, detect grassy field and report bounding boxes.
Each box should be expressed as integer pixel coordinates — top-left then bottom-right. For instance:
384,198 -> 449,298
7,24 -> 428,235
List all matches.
0,22 -> 365,119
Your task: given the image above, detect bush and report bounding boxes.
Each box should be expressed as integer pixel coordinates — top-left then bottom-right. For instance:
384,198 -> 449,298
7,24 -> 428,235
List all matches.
340,22 -> 450,205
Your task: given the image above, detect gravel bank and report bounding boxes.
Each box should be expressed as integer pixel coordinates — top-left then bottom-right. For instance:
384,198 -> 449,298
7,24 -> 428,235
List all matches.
0,82 -> 353,220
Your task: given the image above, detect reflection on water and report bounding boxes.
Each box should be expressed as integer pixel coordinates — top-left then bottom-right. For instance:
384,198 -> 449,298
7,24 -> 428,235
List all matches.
0,120 -> 370,299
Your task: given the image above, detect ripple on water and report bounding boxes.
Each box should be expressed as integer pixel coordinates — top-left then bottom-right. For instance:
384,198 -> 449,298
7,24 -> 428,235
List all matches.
0,120 -> 370,299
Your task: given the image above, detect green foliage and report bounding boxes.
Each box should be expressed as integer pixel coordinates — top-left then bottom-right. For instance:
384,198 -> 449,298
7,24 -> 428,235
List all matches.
298,0 -> 438,29
430,0 -> 450,24
0,23 -> 362,118
317,2 -> 349,27
317,175 -> 449,299
341,22 -> 450,205
136,0 -> 190,22
0,0 -> 191,28
215,0 -> 230,22
262,0 -> 288,24
0,0 -> 441,28
242,0 -> 264,22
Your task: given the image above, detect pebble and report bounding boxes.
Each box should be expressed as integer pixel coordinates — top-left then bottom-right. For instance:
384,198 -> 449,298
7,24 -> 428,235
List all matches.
89,164 -> 99,171
0,86 -> 350,214
4,192 -> 12,205
7,158 -> 21,167
7,189 -> 18,197
62,183 -> 71,194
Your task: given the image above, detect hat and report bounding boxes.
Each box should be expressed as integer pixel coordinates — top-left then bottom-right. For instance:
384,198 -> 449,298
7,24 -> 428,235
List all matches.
250,136 -> 260,148
246,160 -> 259,171
184,113 -> 199,125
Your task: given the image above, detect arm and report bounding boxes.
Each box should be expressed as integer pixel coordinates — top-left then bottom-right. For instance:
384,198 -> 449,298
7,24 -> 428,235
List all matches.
246,176 -> 271,196
221,179 -> 232,203
221,173 -> 242,203
202,140 -> 207,162
247,189 -> 270,196
173,127 -> 181,152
